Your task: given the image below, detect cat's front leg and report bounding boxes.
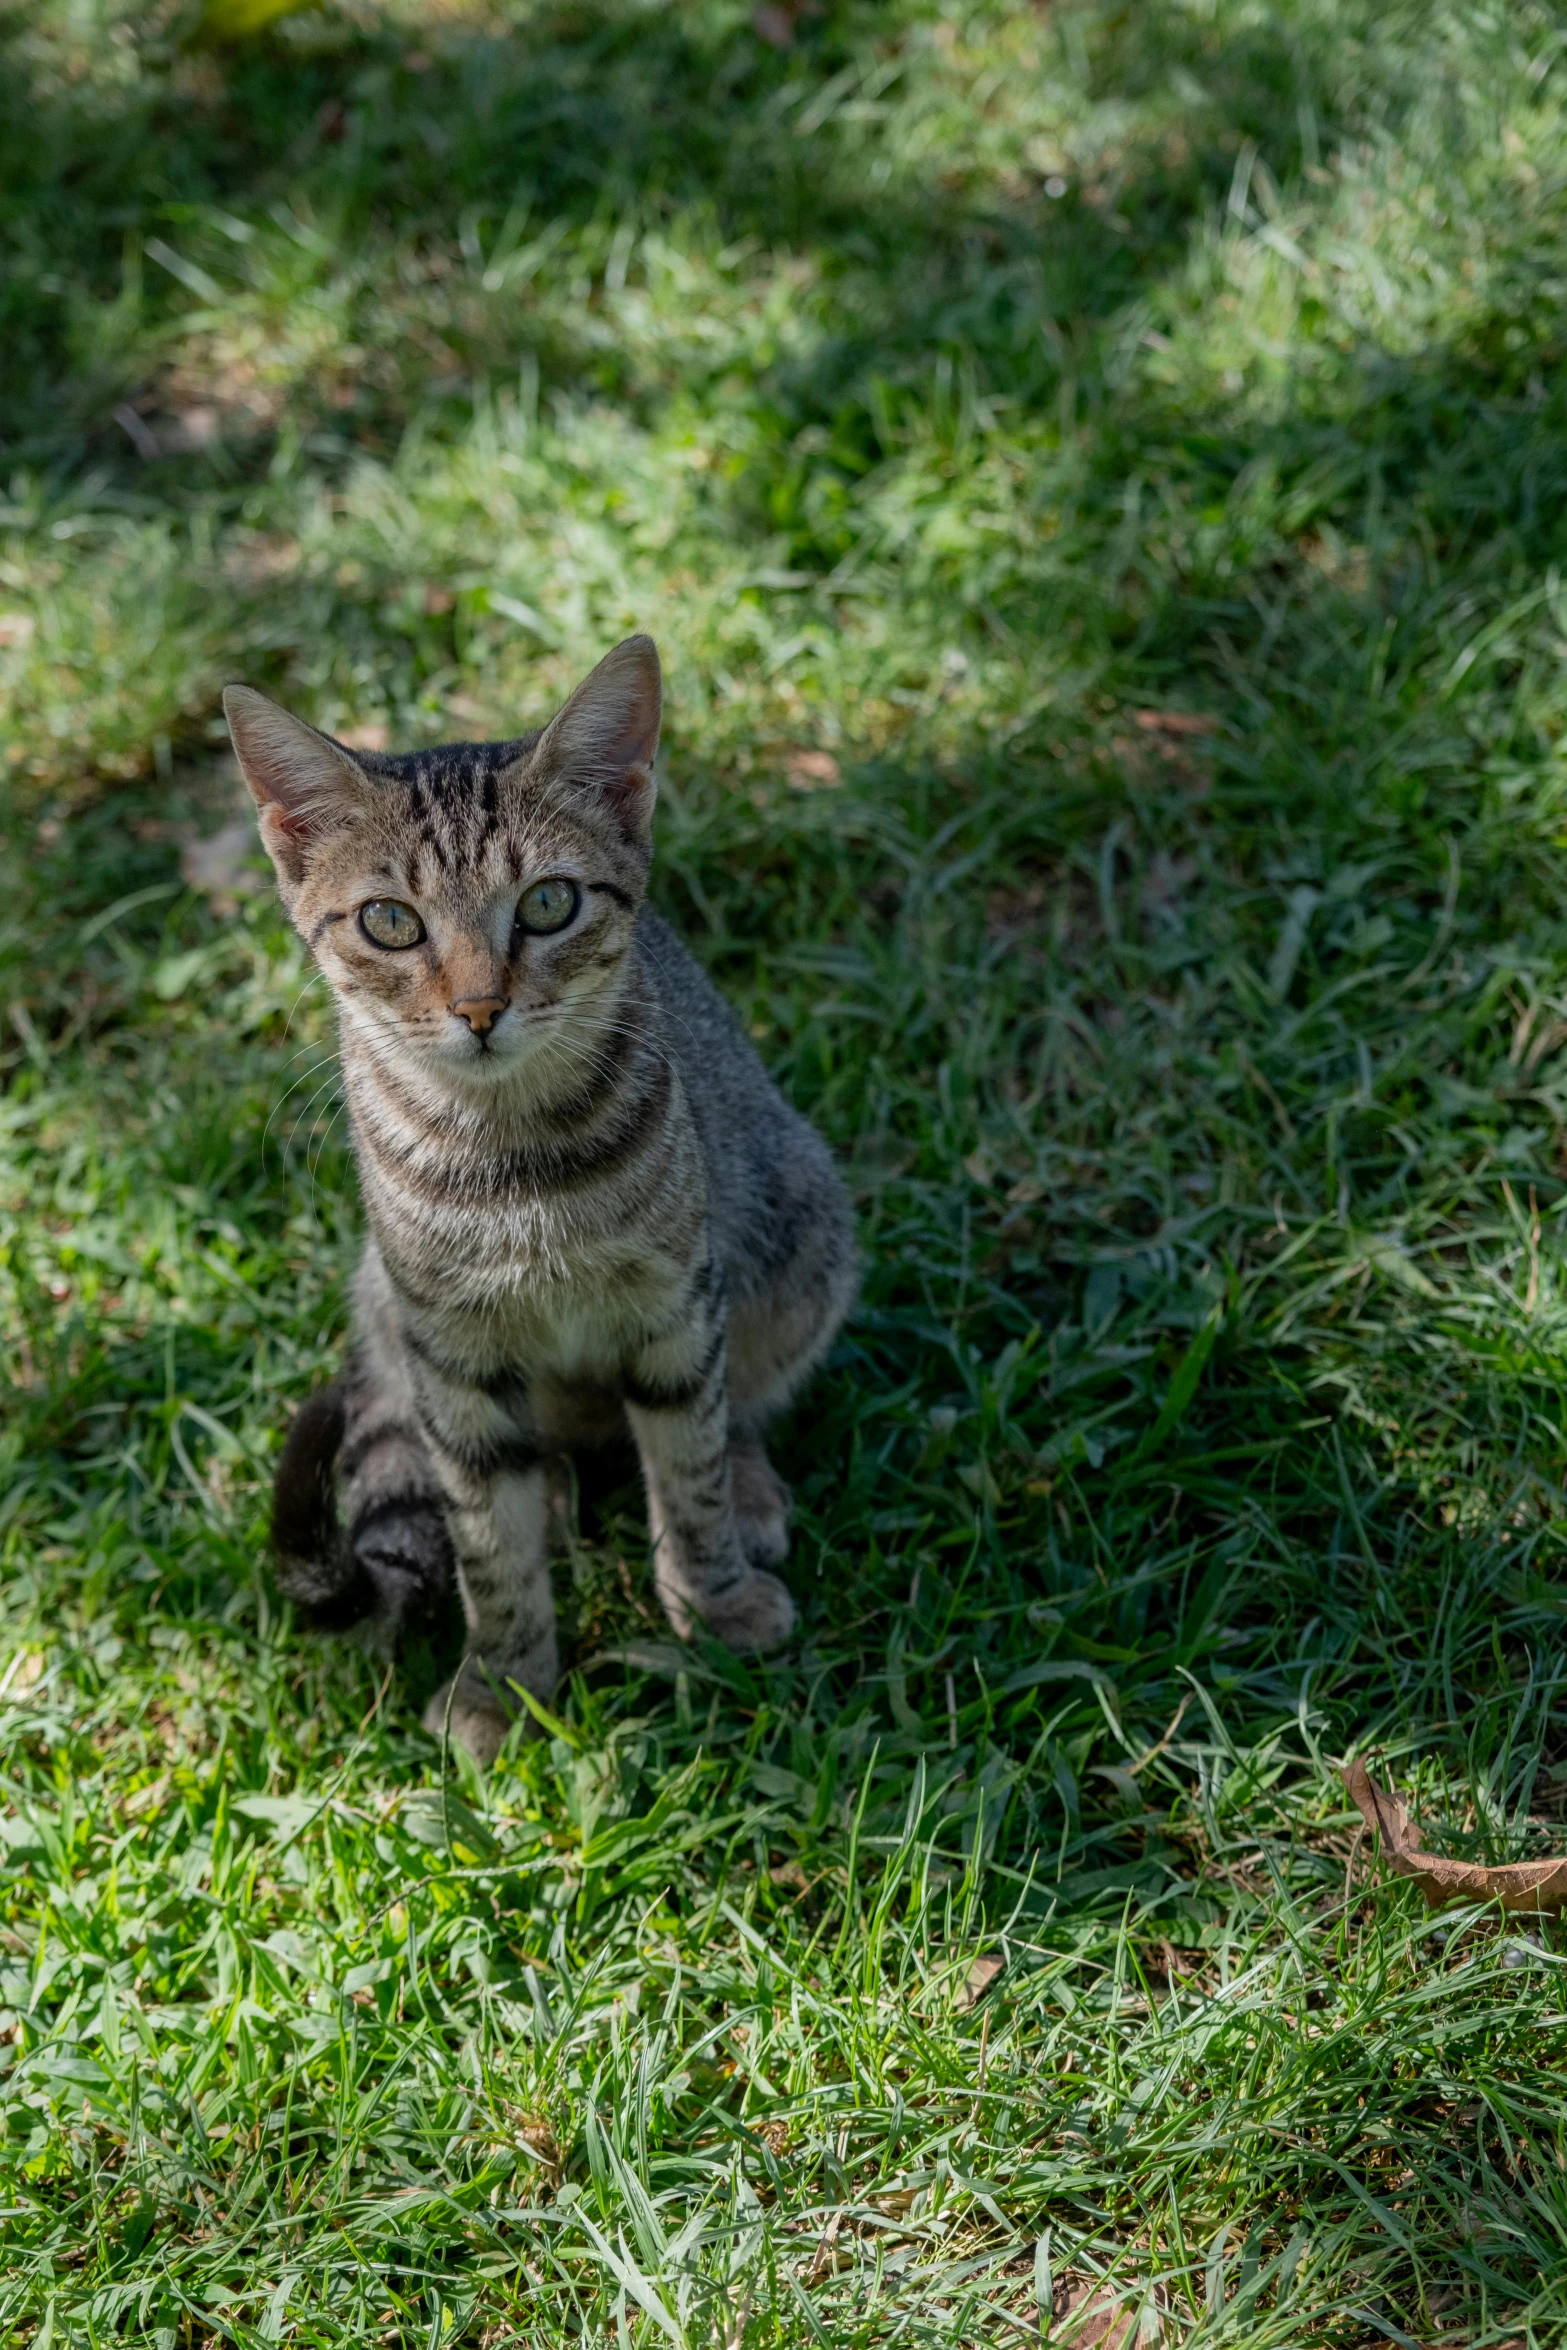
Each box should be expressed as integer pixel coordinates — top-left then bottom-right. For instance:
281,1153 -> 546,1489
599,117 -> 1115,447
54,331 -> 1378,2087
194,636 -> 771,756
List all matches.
625,1324 -> 795,1653
407,1350 -> 557,1764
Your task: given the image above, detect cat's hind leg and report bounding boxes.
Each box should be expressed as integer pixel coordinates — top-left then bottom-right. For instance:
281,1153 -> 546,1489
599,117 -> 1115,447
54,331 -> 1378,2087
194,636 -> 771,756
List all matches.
721,1130 -> 857,1579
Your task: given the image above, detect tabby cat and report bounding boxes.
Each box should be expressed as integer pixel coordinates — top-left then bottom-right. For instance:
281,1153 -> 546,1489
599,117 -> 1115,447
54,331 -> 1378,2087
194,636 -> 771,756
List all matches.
226,636 -> 856,1761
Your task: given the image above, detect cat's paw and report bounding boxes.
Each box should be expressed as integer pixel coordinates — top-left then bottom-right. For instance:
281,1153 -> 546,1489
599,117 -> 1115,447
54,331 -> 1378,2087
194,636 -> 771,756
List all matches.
698,1570 -> 796,1654
423,1676 -> 513,1767
422,1649 -> 553,1766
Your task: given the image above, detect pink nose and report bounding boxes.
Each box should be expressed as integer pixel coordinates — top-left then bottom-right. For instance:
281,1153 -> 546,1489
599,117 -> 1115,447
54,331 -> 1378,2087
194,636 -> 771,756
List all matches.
452,995 -> 507,1034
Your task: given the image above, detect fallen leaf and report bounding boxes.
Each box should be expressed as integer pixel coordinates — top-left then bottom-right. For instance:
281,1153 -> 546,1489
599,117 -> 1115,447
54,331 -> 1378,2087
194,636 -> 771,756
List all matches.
1131,708 -> 1219,737
960,1954 -> 1004,2007
785,747 -> 841,790
1049,2275 -> 1158,2347
1342,1759 -> 1567,1913
515,2116 -> 561,2175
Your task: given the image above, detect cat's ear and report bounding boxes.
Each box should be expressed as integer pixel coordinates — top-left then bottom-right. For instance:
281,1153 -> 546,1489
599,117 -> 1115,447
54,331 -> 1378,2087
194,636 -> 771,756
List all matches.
223,685 -> 371,888
535,634 -> 662,841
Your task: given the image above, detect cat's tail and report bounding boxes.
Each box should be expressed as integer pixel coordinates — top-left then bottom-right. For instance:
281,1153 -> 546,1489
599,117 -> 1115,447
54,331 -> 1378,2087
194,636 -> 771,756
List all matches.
272,1382 -> 378,1628
272,1377 -> 454,1641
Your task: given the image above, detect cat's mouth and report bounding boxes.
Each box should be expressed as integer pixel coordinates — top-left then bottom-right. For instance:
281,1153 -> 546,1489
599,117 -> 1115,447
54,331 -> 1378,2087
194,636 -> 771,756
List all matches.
427,1003 -> 557,1075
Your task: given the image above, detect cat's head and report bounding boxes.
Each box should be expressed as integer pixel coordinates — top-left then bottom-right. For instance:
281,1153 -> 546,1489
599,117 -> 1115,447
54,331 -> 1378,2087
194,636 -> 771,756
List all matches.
224,635 -> 661,1086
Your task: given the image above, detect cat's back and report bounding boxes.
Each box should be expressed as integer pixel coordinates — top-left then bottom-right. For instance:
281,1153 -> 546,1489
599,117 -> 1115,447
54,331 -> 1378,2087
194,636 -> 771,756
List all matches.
633,908 -> 849,1298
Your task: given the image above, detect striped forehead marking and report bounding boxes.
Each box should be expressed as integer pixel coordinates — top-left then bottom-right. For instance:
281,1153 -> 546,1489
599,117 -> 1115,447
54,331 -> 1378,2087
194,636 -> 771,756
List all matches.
354,736 -> 542,862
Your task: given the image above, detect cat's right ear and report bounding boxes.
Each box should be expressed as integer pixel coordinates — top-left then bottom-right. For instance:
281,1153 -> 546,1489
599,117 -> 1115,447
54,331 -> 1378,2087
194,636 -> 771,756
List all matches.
223,685 -> 369,889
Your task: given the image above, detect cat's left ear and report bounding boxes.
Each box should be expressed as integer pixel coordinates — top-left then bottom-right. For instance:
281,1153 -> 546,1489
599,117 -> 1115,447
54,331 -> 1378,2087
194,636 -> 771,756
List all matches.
535,634 -> 662,842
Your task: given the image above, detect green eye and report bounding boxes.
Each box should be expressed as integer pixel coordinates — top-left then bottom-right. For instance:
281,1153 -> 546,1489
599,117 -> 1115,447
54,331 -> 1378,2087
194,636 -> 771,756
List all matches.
516,877 -> 580,936
359,899 -> 426,950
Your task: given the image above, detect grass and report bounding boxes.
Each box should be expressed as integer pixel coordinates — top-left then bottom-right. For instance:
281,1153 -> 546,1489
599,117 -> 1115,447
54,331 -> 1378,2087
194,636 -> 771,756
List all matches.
11,0 -> 1567,2338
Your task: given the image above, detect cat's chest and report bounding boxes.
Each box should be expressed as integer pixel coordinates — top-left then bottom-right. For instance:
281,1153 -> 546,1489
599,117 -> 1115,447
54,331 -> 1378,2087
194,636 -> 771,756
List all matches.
481,1247 -> 676,1363
384,1192 -> 690,1361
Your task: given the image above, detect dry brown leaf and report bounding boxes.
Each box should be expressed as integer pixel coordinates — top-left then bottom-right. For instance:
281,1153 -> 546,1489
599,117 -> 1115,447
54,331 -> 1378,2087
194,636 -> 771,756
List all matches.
785,748 -> 841,790
1342,1759 -> 1567,1914
960,1954 -> 1004,2008
1131,707 -> 1219,737
1050,2274 -> 1159,2347
514,2115 -> 562,2177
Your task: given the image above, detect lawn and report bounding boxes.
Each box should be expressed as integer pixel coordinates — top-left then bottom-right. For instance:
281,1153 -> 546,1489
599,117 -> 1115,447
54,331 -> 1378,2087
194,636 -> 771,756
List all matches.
8,0 -> 1567,2340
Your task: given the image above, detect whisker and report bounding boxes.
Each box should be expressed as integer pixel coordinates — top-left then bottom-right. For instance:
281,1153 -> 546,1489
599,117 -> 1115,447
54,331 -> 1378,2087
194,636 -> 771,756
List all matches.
277,1069 -> 345,1170
281,969 -> 329,1041
263,1053 -> 340,1161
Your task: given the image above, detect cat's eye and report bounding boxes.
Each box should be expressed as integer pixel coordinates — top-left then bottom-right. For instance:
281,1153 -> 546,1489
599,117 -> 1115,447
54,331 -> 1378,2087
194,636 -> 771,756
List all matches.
516,877 -> 580,937
359,899 -> 426,950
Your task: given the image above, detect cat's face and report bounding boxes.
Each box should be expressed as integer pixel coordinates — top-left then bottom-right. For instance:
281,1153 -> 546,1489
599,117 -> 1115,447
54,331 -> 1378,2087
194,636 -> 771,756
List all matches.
225,638 -> 661,1088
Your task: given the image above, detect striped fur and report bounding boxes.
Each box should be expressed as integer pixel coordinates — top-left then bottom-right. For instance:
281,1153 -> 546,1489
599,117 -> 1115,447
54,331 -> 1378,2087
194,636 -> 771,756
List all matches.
227,637 -> 856,1761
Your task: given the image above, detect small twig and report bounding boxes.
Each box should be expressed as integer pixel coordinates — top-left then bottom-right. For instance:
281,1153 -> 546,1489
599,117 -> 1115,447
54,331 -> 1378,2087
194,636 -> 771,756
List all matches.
806,2209 -> 844,2283
356,1662 -> 395,1737
1129,1691 -> 1192,1777
945,1671 -> 958,1750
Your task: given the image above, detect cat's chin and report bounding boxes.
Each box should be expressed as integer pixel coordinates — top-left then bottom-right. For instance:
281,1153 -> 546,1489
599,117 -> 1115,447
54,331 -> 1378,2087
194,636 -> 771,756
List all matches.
407,1028 -> 553,1090
426,1042 -> 529,1084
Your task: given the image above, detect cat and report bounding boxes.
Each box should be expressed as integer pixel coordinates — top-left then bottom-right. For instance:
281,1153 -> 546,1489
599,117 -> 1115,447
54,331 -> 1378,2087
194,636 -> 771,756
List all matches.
226,635 -> 857,1762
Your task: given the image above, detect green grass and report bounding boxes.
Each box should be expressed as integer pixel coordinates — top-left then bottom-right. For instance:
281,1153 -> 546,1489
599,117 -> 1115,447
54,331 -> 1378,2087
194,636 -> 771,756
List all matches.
12,0 -> 1567,2339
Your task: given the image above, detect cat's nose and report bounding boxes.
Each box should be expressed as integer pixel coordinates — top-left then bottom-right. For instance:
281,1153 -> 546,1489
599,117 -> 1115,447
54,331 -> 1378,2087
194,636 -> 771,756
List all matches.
451,995 -> 508,1034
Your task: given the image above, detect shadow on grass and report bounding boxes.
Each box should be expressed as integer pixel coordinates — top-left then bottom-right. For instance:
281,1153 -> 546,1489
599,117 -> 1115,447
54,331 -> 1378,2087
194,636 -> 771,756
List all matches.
2,0 -> 1373,462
